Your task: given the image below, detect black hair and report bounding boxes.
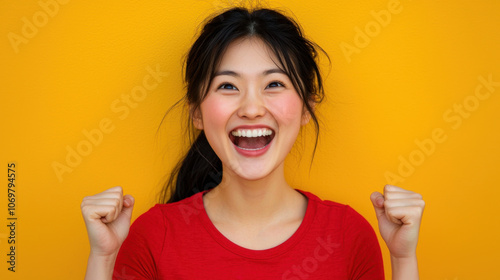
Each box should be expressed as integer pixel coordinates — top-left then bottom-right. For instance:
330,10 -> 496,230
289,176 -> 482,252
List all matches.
157,6 -> 329,203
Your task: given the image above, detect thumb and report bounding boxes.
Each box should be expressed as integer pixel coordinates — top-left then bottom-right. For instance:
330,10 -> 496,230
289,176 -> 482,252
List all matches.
121,195 -> 135,221
112,194 -> 135,245
370,191 -> 385,219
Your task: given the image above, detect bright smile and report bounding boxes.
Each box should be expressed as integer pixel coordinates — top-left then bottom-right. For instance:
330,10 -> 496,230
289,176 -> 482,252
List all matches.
228,127 -> 275,156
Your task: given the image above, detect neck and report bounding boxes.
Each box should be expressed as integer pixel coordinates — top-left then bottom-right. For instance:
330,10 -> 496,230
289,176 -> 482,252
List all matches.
203,162 -> 302,225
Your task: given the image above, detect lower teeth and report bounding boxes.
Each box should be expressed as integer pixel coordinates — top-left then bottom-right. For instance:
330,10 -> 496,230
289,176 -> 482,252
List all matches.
236,143 -> 269,151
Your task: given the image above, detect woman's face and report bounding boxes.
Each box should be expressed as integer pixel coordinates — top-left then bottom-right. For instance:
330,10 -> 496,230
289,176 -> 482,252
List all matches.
193,37 -> 310,181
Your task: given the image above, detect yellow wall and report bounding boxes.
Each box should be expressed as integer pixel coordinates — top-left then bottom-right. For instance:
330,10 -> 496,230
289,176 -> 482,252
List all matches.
1,0 -> 499,279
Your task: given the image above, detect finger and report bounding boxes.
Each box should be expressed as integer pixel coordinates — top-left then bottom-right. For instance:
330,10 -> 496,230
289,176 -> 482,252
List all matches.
113,195 -> 135,238
385,205 -> 425,226
83,190 -> 124,220
82,204 -> 119,224
384,184 -> 414,194
84,187 -> 123,200
106,187 -> 124,217
384,198 -> 426,209
98,205 -> 119,224
82,198 -> 123,222
121,195 -> 135,219
81,198 -> 122,207
370,191 -> 386,219
102,186 -> 123,193
82,194 -> 123,207
384,191 -> 423,201
123,194 -> 134,208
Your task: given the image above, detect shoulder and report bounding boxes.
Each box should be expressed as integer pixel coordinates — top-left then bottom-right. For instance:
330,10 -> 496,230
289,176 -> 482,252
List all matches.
131,192 -> 204,231
297,189 -> 377,236
298,189 -> 371,223
132,204 -> 164,226
125,204 -> 167,248
296,190 -> 384,277
115,194 -> 205,274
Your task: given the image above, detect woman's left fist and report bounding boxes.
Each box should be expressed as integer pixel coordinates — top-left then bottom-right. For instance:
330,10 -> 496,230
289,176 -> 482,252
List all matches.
370,185 -> 425,258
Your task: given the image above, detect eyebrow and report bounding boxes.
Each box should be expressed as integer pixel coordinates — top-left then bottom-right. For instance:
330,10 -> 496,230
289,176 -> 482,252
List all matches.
214,68 -> 286,77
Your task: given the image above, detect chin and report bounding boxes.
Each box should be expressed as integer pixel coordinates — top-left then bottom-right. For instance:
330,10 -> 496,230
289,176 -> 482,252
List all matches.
230,162 -> 278,181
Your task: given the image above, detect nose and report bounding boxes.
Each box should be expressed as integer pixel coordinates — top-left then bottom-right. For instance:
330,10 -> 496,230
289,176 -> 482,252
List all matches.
237,86 -> 266,119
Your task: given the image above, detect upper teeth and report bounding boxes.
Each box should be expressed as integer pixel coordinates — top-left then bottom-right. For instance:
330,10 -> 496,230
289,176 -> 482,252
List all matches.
231,128 -> 273,137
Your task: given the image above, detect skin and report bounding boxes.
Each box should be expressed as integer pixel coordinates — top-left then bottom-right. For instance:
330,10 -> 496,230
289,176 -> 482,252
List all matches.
81,37 -> 425,279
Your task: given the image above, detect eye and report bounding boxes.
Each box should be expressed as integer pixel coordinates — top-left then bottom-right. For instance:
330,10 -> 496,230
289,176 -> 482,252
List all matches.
266,81 -> 285,89
218,83 -> 238,90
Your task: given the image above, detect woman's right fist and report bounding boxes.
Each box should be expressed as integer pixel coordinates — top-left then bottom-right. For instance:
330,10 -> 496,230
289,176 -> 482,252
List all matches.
81,186 -> 135,257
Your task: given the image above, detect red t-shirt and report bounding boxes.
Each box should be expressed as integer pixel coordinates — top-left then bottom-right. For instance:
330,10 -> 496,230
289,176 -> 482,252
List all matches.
113,189 -> 384,279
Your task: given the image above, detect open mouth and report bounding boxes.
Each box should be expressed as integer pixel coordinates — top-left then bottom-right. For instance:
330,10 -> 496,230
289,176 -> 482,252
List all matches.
229,128 -> 275,151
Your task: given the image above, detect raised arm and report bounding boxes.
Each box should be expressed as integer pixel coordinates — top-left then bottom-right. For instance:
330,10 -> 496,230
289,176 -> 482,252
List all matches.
81,186 -> 135,280
370,184 -> 425,280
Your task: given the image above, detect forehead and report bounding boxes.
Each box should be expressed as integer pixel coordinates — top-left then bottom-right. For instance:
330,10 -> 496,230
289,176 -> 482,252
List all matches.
216,37 -> 283,72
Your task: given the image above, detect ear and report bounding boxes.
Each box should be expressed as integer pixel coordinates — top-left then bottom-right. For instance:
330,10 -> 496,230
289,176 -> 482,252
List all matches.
191,106 -> 204,130
301,110 -> 311,126
301,102 -> 315,126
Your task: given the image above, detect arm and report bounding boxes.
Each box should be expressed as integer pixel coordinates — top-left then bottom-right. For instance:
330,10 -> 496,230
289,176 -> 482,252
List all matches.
371,184 -> 425,280
85,252 -> 118,280
391,255 -> 419,280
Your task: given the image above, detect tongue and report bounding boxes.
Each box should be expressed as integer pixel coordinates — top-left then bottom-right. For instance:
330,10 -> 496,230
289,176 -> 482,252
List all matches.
236,136 -> 268,149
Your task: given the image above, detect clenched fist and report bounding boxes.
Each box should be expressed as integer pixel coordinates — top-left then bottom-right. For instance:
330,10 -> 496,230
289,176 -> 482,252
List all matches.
81,186 -> 135,257
370,184 -> 425,259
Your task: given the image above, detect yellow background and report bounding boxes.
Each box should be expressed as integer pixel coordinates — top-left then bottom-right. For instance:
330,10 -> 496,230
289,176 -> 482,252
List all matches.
1,0 -> 499,279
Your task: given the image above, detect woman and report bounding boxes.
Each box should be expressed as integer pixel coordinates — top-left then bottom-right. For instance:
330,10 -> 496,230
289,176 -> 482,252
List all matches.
81,6 -> 425,279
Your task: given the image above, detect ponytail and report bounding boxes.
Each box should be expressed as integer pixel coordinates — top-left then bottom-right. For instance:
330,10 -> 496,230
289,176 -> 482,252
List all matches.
158,131 -> 222,203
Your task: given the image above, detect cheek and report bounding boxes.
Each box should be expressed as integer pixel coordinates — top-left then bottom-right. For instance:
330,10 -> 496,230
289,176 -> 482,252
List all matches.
267,93 -> 304,125
200,95 -> 233,131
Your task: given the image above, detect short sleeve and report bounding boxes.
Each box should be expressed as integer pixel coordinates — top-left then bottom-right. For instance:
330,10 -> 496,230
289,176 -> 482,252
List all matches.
113,205 -> 166,280
344,206 -> 385,280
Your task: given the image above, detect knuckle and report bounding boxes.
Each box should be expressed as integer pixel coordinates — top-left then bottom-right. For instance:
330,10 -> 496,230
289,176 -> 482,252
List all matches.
80,205 -> 91,215
112,186 -> 123,195
385,184 -> 398,191
410,206 -> 423,216
418,200 -> 426,209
